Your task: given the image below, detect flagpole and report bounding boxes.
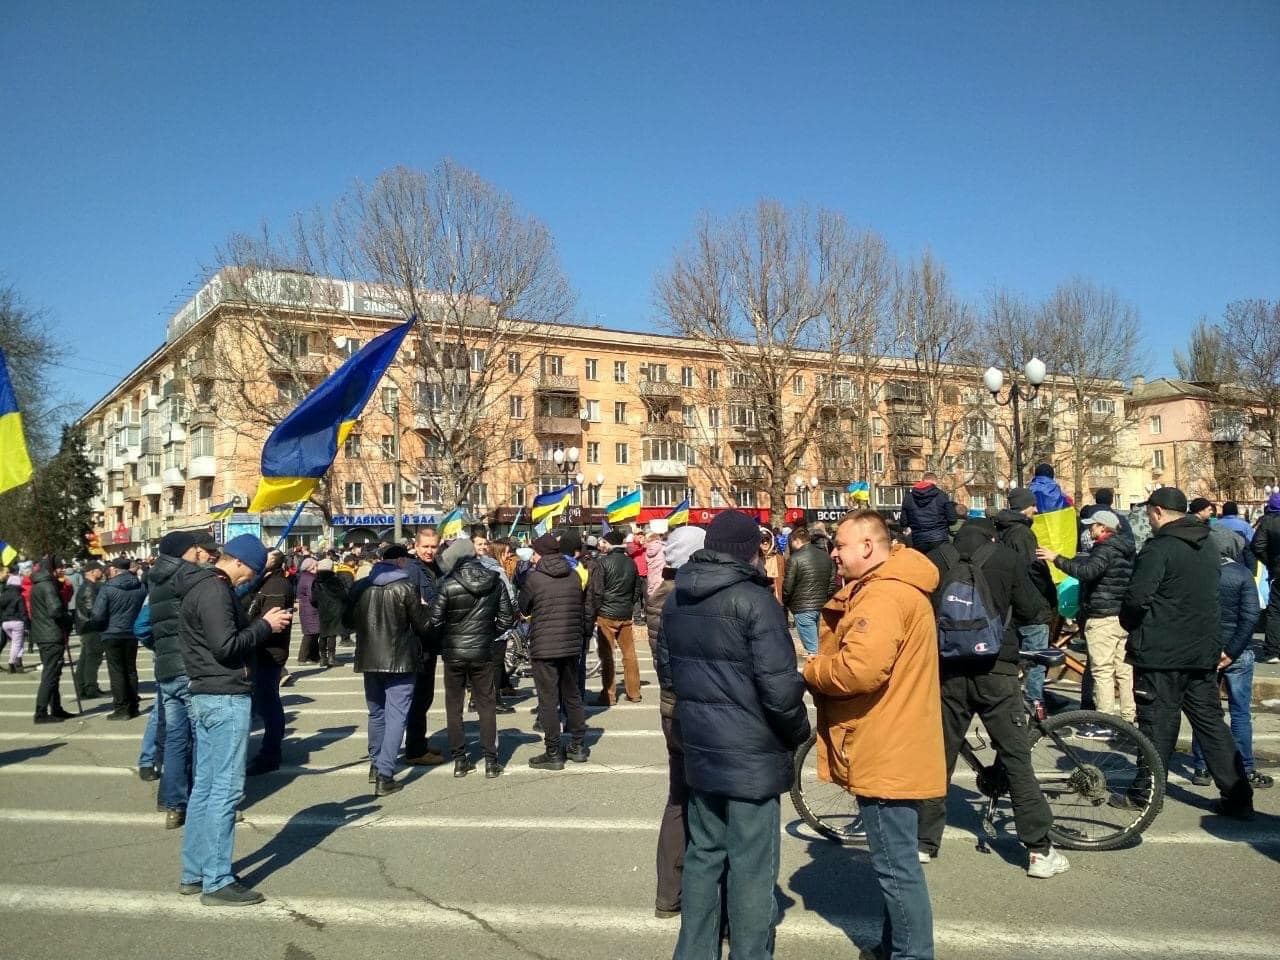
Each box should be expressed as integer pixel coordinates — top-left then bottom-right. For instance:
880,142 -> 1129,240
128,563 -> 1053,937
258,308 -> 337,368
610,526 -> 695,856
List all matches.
273,501 -> 308,551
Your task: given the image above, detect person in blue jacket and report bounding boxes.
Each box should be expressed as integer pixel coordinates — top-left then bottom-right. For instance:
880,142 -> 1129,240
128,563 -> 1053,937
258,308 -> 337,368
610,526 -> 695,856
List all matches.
1028,463 -> 1071,514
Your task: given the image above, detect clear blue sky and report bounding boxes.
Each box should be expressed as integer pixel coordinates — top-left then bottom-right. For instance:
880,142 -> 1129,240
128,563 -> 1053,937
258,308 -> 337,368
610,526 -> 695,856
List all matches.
3,0 -> 1277,415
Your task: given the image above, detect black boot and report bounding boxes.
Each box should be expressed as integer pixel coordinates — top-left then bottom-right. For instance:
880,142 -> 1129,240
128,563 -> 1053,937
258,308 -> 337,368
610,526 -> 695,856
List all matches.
565,739 -> 590,763
374,775 -> 402,796
51,707 -> 76,720
33,710 -> 62,725
484,758 -> 504,779
528,744 -> 565,771
454,756 -> 476,778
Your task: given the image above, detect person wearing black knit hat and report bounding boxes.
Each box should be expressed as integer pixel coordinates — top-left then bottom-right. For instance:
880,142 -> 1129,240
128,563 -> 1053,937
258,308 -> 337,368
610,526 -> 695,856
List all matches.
593,527 -> 641,705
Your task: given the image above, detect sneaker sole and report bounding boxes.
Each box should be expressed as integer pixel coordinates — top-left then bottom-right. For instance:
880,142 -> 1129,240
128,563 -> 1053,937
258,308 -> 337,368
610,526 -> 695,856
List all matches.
1027,863 -> 1070,879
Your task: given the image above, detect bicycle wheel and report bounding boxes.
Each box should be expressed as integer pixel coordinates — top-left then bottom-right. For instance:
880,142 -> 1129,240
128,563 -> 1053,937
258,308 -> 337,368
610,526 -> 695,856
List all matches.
789,733 -> 866,845
1029,710 -> 1165,851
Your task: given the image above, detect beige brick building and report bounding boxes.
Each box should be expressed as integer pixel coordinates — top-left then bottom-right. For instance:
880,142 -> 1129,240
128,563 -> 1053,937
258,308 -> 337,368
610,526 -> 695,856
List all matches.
78,270 -> 1137,552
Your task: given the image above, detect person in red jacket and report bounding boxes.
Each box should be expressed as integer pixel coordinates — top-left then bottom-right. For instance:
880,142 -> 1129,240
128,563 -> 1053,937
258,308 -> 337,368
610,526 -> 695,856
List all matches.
626,534 -> 648,625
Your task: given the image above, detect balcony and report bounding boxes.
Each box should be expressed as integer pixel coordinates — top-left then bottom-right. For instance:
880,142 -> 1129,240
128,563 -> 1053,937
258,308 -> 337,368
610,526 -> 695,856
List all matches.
642,419 -> 686,439
189,456 -> 217,479
532,373 -> 580,396
90,495 -> 105,512
164,423 -> 187,445
1250,455 -> 1277,479
964,433 -> 996,453
188,356 -> 217,380
268,353 -> 328,377
162,467 -> 186,488
820,461 -> 856,483
124,484 -> 142,501
110,491 -> 124,508
141,480 -> 164,498
897,468 -> 925,483
140,519 -> 163,541
532,415 -> 583,437
884,383 -> 925,411
141,436 -> 162,455
121,446 -> 141,465
163,377 -> 187,398
640,459 -> 689,480
727,464 -> 765,484
189,407 -> 218,428
639,377 -> 682,402
1088,473 -> 1120,490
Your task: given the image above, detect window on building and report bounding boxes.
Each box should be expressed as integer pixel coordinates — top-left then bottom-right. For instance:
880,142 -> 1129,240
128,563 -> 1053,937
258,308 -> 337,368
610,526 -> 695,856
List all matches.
335,337 -> 362,358
585,441 -> 600,464
793,374 -> 804,395
614,401 -> 627,425
163,443 -> 186,470
1153,449 -> 1165,470
615,442 -> 630,465
1149,415 -> 1162,435
197,478 -> 213,501
509,438 -> 525,461
584,358 -> 598,381
681,404 -> 695,426
733,446 -> 756,466
538,477 -> 565,495
511,485 -> 526,507
343,432 -> 360,458
510,395 -> 525,419
191,427 -> 214,458
730,369 -> 750,388
966,417 -> 992,439
344,482 -> 363,508
873,451 -> 885,472
707,407 -> 721,429
733,487 -> 757,508
616,485 -> 634,501
587,484 -> 601,507
647,363 -> 668,383
380,386 -> 398,414
728,405 -> 755,428
643,483 -> 692,507
419,477 -> 443,503
707,369 -> 720,390
584,399 -> 600,422
382,482 -> 397,505
614,360 -> 627,383
822,488 -> 843,508
275,331 -> 310,357
643,439 -> 687,462
681,366 -> 694,388
470,483 -> 488,507
507,351 -> 521,375
275,379 -> 302,404
467,348 -> 485,374
795,486 -> 810,508
145,454 -> 161,478
381,434 -> 397,459
543,355 -> 564,376
1091,398 -> 1117,416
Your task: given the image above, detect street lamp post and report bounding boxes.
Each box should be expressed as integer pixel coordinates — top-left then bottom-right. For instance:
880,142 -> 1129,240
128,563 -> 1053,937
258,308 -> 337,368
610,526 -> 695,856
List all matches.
551,447 -> 580,524
983,358 -> 1047,488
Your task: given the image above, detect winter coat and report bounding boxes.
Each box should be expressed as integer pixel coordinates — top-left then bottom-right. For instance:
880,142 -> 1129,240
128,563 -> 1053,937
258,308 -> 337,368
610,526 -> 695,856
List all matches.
519,552 -> 592,660
595,547 -> 639,621
1052,532 -> 1135,621
310,571 -> 348,636
1251,513 -> 1280,579
1029,474 -> 1070,513
28,570 -> 71,645
663,550 -> 811,800
644,540 -> 665,598
627,540 -> 648,579
810,532 -> 841,595
648,573 -> 676,717
1121,516 -> 1221,671
993,509 -> 1058,610
143,554 -> 197,681
88,571 -> 146,641
782,542 -> 835,613
345,563 -> 431,674
295,570 -> 321,635
246,570 -> 295,667
1,576 -> 26,623
404,557 -> 440,605
928,528 -> 1052,676
1217,515 -> 1254,545
803,544 -> 946,800
335,564 -> 356,589
74,579 -> 100,636
177,565 -> 271,696
1218,557 -> 1260,662
900,483 -> 957,549
429,558 -> 515,663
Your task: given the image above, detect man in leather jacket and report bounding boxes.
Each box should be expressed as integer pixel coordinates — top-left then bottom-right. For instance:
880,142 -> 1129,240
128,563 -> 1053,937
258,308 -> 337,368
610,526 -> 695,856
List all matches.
782,527 -> 835,655
73,561 -> 106,698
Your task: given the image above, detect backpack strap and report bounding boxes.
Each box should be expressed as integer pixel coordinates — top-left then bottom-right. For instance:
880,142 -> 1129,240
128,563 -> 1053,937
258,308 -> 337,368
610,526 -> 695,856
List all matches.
970,541 -> 998,569
937,543 -> 960,568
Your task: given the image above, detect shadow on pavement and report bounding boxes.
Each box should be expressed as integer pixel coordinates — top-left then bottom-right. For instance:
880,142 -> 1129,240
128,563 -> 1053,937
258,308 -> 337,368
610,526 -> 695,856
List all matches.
1200,809 -> 1280,863
242,725 -> 359,808
0,741 -> 65,767
235,796 -> 381,886
783,834 -> 880,952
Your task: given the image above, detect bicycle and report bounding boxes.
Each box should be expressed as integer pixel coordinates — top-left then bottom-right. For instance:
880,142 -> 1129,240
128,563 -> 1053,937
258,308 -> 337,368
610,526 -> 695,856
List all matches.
790,648 -> 1166,852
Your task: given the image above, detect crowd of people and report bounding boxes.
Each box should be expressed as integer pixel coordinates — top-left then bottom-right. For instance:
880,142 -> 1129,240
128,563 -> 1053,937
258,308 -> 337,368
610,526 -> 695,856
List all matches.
0,468 -> 1272,957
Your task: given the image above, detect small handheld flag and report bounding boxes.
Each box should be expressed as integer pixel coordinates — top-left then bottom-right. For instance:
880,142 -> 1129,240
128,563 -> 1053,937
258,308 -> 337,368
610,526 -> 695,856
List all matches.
665,498 -> 690,528
0,347 -> 33,496
248,316 -> 416,514
0,540 -> 16,567
531,485 -> 574,526
209,499 -> 237,522
439,507 -> 465,540
605,488 -> 641,524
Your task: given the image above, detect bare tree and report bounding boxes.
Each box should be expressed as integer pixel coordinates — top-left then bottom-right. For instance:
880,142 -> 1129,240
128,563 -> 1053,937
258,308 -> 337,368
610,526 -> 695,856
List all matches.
0,282 -> 61,459
655,201 -> 887,525
1212,299 -> 1280,493
1174,316 -> 1237,384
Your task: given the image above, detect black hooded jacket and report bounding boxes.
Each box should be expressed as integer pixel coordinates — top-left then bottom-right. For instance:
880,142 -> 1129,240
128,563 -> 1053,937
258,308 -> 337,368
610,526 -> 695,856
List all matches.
519,552 -> 591,660
901,484 -> 957,548
310,570 -> 348,636
993,509 -> 1058,609
1121,516 -> 1221,670
429,558 -> 515,663
662,550 -> 811,800
89,570 -> 146,641
595,547 -> 639,620
782,542 -> 836,613
177,565 -> 272,696
1053,532 -> 1135,620
29,569 -> 72,646
0,578 -> 25,624
146,554 -> 199,682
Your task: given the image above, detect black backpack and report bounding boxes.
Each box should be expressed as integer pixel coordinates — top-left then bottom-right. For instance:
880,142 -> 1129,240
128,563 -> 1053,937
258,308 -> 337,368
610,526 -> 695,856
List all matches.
933,543 -> 1008,663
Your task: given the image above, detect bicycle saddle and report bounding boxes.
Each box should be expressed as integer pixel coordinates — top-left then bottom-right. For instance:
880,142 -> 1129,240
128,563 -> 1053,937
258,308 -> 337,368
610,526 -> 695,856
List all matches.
1020,648 -> 1066,668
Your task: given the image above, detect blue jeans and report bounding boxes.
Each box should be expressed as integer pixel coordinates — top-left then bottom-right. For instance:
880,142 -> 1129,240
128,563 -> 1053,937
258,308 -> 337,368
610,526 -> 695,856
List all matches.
860,797 -> 934,960
1191,649 -> 1257,773
250,660 -> 284,766
1018,623 -> 1050,704
793,610 -> 820,655
157,675 -> 194,810
138,691 -> 165,769
181,693 -> 251,893
674,791 -> 780,960
364,672 -> 415,778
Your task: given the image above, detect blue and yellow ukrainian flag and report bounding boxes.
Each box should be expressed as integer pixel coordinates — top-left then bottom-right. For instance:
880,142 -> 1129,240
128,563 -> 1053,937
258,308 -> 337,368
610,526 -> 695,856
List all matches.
209,499 -> 237,522
0,347 -> 33,496
248,317 -> 416,513
439,507 -> 465,540
605,489 -> 641,524
665,498 -> 690,528
0,540 -> 17,567
531,485 -> 573,526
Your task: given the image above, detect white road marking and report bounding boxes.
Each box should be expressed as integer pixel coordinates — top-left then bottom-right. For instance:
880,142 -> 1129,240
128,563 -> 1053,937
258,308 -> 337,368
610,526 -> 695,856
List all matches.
0,762 -> 668,777
0,728 -> 665,742
0,884 -> 1272,955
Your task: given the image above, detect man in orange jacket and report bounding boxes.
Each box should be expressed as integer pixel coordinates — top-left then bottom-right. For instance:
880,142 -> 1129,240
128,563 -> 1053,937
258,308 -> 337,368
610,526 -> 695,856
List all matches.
803,510 -> 944,960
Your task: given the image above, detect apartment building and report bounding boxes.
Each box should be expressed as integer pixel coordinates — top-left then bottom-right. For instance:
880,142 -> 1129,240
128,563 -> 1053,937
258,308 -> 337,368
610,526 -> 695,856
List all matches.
78,270 -> 1136,551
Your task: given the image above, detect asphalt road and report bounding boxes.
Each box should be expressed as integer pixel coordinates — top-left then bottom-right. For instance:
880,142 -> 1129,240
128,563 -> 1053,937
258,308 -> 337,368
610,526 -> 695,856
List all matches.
0,635 -> 1276,960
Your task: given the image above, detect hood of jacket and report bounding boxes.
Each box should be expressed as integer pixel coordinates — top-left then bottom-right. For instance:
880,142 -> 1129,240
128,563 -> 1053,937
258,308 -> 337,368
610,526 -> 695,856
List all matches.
645,540 -> 665,562
675,549 -> 770,601
952,525 -> 998,556
147,554 -> 187,591
31,569 -> 54,588
910,484 -> 942,506
1156,515 -> 1210,548
993,508 -> 1031,532
854,542 -> 940,597
537,553 -> 573,579
173,563 -> 218,595
450,557 -> 499,596
104,571 -> 143,593
371,562 -> 410,587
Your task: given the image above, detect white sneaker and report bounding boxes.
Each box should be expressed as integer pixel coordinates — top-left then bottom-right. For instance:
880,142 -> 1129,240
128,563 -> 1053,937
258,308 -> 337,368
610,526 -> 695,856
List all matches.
918,851 -> 933,863
1027,846 -> 1070,879
1264,656 -> 1280,664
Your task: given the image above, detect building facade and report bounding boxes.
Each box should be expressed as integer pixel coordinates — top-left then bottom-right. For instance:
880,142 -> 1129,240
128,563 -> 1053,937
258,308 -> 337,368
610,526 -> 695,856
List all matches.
78,270 -> 1137,552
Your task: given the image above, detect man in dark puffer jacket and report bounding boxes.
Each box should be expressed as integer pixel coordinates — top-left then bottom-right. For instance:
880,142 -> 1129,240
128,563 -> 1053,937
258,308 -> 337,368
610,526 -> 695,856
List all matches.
901,473 -> 959,554
594,529 -> 641,704
346,544 -> 433,795
663,511 -> 810,956
430,538 -> 515,779
1040,510 -> 1135,722
89,556 -> 147,720
521,531 -> 594,770
30,559 -> 75,723
73,561 -> 106,697
782,526 -> 835,655
994,489 -> 1058,708
244,551 -> 294,775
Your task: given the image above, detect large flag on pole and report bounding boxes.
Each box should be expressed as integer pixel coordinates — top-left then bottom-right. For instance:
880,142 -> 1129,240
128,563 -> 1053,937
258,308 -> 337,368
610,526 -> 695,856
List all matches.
248,316 -> 416,514
665,498 -> 690,528
531,485 -> 574,527
439,507 -> 465,541
1032,507 -> 1078,584
0,347 -> 33,496
605,488 -> 641,524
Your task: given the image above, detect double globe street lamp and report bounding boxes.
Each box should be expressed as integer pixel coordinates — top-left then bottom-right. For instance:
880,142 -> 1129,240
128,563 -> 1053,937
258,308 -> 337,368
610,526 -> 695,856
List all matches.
983,357 -> 1047,488
551,447 -> 585,507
